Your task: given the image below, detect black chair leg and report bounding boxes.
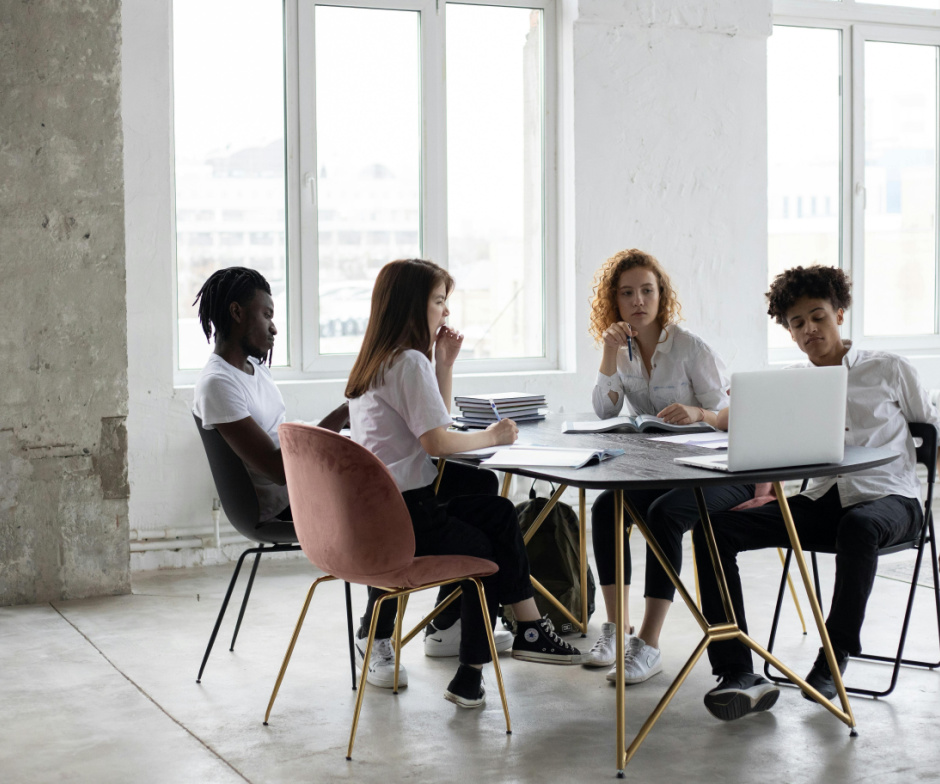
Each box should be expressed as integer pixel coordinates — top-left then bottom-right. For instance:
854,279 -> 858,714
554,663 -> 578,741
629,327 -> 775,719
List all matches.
345,581 -> 357,690
230,549 -> 264,651
764,548 -> 793,683
196,546 -> 259,683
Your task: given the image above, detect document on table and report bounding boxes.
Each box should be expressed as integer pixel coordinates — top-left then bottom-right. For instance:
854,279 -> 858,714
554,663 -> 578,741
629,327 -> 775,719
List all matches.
650,432 -> 729,449
481,447 -> 625,469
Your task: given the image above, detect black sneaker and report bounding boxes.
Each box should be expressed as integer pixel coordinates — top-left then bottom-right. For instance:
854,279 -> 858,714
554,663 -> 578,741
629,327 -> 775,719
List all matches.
704,672 -> 779,721
444,664 -> 485,709
511,618 -> 584,665
801,646 -> 849,701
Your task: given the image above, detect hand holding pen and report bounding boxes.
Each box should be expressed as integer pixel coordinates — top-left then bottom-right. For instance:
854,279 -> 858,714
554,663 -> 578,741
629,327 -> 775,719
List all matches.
485,401 -> 518,445
601,322 -> 638,360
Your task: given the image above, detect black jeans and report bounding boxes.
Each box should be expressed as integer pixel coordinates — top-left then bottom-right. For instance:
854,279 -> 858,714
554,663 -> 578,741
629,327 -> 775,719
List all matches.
695,485 -> 922,675
591,484 -> 754,601
363,462 -> 498,637
361,474 -> 532,665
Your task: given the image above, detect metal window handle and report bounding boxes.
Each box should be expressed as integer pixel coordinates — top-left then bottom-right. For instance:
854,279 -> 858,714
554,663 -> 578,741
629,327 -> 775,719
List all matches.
303,172 -> 317,206
855,181 -> 866,209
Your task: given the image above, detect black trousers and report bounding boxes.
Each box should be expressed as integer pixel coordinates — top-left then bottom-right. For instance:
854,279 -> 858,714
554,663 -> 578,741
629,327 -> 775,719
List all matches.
591,484 -> 754,601
695,485 -> 922,675
362,468 -> 532,664
363,462 -> 498,636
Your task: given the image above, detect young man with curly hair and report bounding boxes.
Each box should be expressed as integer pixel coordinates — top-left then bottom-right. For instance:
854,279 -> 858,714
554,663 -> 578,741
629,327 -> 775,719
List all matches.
696,265 -> 939,721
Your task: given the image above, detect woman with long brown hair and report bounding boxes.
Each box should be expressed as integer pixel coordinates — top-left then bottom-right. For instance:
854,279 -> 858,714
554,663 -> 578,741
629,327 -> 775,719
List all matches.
347,258 -> 583,709
583,248 -> 753,685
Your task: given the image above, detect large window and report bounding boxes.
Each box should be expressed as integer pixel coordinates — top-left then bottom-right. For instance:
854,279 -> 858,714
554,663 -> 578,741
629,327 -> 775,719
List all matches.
173,0 -> 557,378
769,2 -> 940,357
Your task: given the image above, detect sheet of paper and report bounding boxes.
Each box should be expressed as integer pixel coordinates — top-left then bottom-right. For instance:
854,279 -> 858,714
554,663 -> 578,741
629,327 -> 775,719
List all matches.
650,432 -> 729,446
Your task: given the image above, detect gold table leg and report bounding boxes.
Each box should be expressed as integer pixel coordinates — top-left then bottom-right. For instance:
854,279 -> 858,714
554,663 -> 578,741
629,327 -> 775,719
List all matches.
610,484 -> 857,775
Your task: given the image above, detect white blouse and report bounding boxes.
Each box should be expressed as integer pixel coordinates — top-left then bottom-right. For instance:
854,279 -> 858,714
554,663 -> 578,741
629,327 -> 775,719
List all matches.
796,342 -> 940,506
592,324 -> 730,420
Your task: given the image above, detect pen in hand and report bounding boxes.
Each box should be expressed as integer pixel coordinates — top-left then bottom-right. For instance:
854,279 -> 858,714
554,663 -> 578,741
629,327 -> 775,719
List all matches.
489,399 -> 502,421
626,323 -> 633,362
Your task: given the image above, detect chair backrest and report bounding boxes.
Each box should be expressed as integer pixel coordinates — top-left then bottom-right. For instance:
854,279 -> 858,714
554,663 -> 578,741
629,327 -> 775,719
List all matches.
278,422 -> 415,583
909,421 -> 938,487
193,413 -> 262,536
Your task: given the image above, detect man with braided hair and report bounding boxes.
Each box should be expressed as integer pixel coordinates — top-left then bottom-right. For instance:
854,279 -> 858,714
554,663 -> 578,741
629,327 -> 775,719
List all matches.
696,265 -> 939,721
191,267 -> 347,525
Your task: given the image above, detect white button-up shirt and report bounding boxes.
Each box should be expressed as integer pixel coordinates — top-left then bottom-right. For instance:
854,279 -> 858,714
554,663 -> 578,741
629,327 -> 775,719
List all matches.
592,324 -> 730,419
796,342 -> 940,506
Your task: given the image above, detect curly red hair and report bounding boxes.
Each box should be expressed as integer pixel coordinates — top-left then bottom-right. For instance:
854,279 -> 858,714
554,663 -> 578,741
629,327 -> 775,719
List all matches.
589,249 -> 682,343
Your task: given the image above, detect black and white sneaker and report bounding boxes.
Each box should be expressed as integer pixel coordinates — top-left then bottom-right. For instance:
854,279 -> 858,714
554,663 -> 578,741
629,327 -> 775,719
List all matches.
703,672 -> 779,721
444,664 -> 485,709
424,619 -> 514,658
511,618 -> 584,665
801,646 -> 849,702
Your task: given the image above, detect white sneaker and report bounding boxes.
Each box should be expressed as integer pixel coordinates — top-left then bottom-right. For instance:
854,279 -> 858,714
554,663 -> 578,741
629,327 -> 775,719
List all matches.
424,620 -> 514,658
583,623 -> 635,668
606,635 -> 662,684
355,636 -> 408,689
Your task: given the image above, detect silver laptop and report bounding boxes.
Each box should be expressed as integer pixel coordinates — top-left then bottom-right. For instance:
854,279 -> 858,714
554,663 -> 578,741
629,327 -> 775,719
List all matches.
674,366 -> 848,472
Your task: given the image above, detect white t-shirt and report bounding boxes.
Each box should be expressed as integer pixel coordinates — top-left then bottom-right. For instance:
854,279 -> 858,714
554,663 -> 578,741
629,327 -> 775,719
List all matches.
349,349 -> 454,492
192,353 -> 290,522
592,324 -> 730,419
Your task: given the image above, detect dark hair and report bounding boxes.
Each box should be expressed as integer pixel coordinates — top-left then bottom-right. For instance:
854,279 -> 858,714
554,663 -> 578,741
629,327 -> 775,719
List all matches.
192,267 -> 272,357
766,265 -> 852,327
589,248 -> 682,343
345,259 -> 454,399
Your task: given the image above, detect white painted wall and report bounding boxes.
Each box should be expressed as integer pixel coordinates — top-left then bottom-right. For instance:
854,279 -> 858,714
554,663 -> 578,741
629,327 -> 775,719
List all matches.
123,0 -> 774,569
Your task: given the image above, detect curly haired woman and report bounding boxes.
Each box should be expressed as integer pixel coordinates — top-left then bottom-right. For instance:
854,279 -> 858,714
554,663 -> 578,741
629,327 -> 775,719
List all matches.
583,248 -> 754,684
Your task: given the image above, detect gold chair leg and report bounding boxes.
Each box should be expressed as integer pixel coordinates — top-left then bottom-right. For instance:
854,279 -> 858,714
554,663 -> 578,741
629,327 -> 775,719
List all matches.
776,547 -> 808,635
692,532 -> 701,610
400,585 -> 461,648
347,594 -> 388,760
264,576 -> 335,725
471,577 -> 512,734
393,594 -> 408,694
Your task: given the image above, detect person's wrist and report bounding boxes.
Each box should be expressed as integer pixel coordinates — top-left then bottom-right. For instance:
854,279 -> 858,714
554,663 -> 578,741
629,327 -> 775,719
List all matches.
698,407 -> 707,423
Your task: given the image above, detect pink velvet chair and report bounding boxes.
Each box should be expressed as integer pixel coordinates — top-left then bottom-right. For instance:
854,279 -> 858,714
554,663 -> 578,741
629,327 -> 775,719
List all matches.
263,423 -> 511,759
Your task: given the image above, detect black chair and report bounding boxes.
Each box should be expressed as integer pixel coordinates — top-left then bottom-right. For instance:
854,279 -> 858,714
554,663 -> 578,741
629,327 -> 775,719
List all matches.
764,421 -> 940,697
193,414 -> 357,687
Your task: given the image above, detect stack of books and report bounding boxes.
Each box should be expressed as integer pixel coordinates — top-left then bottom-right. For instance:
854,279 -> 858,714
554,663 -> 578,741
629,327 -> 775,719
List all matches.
453,392 -> 546,428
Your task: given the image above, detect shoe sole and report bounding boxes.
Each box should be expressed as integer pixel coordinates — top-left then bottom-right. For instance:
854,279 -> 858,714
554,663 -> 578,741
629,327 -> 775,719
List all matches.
582,655 -> 617,669
704,689 -> 779,721
606,663 -> 663,685
512,650 -> 584,665
443,689 -> 485,709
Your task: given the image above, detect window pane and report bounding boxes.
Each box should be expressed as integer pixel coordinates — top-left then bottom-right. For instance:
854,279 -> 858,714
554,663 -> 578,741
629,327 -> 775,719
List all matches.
767,26 -> 841,349
446,4 -> 544,360
173,1 -> 288,369
315,7 -> 421,355
864,41 -> 937,336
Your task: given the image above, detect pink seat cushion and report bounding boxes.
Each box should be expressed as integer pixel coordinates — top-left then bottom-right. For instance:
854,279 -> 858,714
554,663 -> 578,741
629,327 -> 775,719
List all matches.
342,554 -> 499,590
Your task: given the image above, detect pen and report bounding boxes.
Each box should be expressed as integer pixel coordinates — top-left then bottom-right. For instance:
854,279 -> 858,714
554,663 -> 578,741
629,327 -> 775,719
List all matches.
626,323 -> 633,362
489,399 -> 502,421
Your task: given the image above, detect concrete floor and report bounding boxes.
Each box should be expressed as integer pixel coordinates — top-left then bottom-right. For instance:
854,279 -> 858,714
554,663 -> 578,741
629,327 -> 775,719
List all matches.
2,543 -> 939,783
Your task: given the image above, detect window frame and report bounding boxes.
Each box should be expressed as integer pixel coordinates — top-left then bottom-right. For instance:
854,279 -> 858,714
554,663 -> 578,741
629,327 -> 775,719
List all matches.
771,1 -> 940,364
287,0 -> 560,379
